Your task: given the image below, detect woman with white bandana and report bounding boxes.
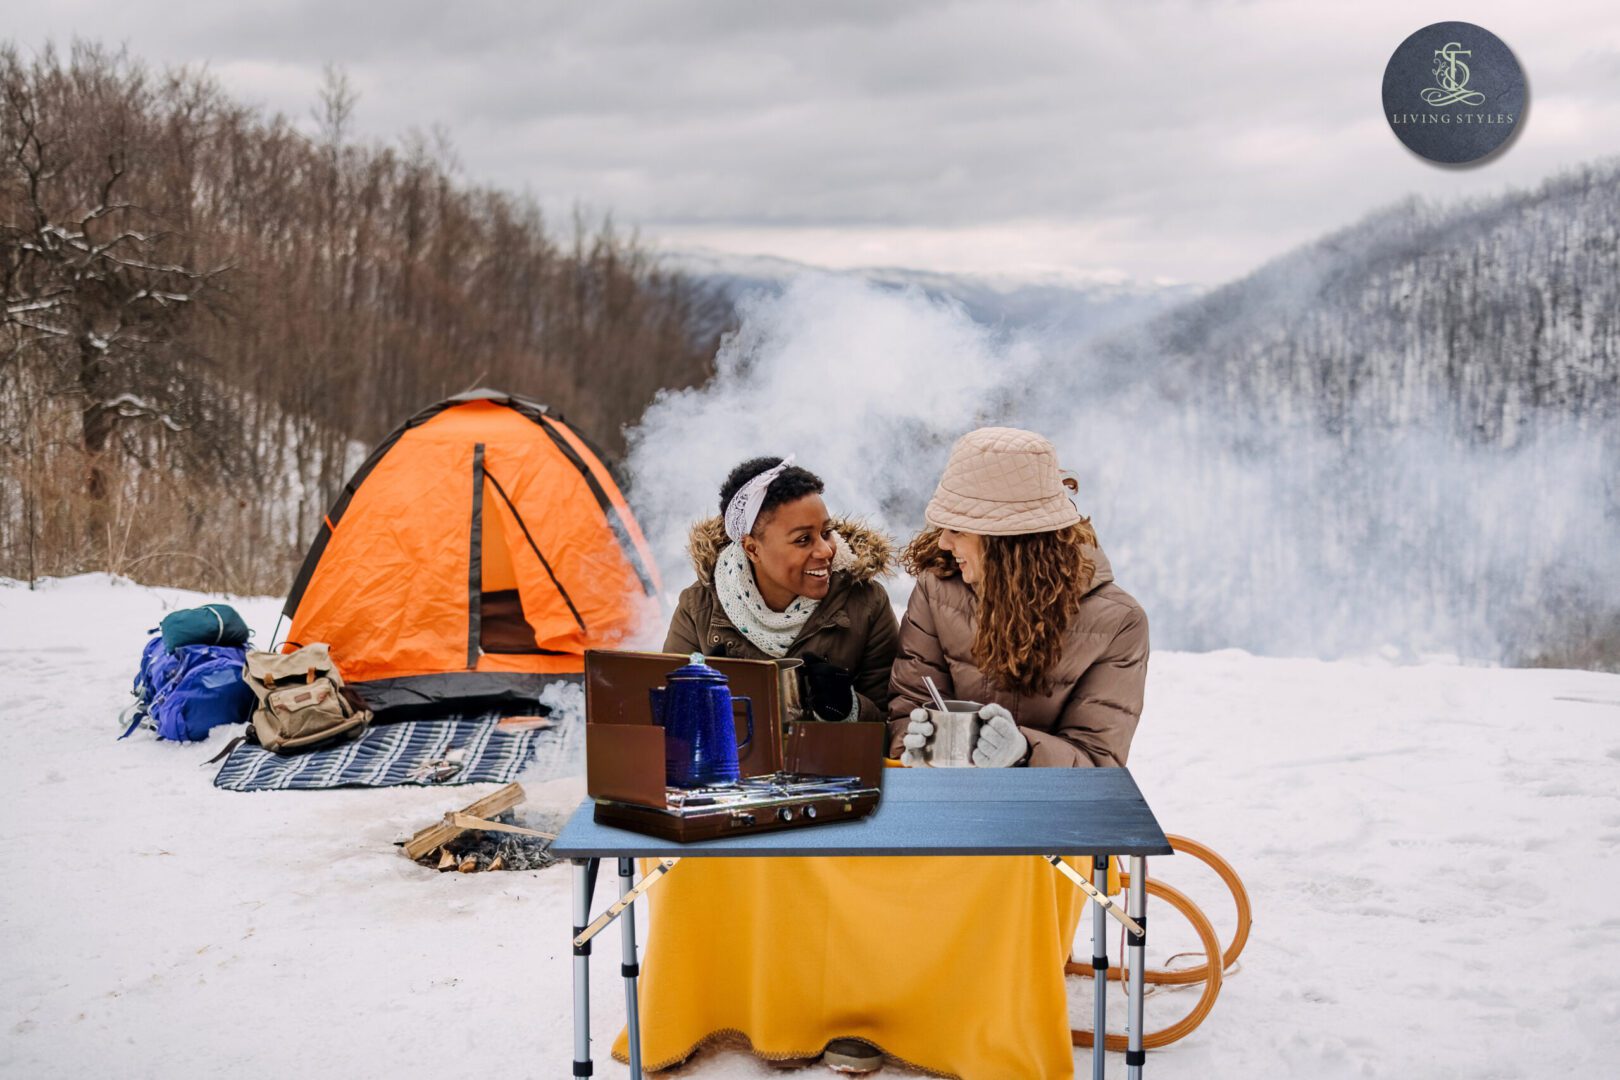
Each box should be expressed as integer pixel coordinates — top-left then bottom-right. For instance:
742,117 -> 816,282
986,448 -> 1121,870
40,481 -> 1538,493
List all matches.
662,456 -> 899,724
612,456 -> 901,1076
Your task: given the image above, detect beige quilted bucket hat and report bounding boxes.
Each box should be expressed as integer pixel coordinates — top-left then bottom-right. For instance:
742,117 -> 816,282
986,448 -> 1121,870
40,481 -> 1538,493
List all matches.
924,427 -> 1081,536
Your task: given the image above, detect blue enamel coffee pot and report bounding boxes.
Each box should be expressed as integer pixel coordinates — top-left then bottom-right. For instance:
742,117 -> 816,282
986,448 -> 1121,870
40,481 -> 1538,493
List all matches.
649,653 -> 755,787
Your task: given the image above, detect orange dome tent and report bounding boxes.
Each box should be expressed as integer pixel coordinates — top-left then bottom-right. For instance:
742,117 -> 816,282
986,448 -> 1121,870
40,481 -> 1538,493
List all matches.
282,390 -> 661,714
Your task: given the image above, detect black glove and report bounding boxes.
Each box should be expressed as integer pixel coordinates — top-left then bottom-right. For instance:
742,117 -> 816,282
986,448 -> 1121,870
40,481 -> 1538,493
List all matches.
799,652 -> 856,721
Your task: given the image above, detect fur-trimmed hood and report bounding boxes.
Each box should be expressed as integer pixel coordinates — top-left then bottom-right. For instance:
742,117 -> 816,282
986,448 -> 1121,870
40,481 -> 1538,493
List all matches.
685,516 -> 894,587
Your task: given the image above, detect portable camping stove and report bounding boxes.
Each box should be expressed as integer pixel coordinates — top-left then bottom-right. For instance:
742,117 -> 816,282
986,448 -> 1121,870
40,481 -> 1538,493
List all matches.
593,772 -> 880,842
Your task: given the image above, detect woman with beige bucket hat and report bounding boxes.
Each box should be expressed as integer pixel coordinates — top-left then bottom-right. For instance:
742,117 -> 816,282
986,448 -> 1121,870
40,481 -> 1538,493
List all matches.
892,425 -> 1150,769
810,425 -> 1145,1078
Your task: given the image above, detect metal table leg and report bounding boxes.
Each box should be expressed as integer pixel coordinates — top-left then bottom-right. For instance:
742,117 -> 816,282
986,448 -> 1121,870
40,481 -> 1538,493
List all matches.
1092,855 -> 1108,1080
571,858 -> 599,1077
1126,856 -> 1147,1079
618,857 -> 644,1080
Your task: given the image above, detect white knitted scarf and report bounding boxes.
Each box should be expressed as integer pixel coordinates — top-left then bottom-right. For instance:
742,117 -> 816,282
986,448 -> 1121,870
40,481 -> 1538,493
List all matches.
713,533 -> 855,658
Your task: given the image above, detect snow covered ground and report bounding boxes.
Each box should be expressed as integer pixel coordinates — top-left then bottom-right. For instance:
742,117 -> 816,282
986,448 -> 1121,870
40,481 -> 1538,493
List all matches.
2,575 -> 1617,1079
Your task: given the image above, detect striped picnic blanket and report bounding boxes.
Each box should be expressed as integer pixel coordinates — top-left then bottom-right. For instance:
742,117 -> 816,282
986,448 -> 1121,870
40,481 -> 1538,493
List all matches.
212,715 -> 580,792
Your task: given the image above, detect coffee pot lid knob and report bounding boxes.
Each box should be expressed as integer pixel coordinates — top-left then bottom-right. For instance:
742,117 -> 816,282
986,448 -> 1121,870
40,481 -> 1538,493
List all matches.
666,652 -> 727,681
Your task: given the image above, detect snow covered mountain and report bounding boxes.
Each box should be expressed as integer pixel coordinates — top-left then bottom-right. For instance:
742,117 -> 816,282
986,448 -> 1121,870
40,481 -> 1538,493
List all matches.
1020,159 -> 1620,668
1118,158 -> 1620,447
663,247 -> 1199,339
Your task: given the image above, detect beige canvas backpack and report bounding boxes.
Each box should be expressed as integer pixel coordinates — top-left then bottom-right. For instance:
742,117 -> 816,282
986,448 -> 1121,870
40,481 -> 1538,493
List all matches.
242,644 -> 371,752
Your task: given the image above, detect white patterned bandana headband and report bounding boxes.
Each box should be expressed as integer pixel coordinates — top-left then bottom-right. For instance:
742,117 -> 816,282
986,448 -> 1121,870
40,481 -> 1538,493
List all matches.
723,455 -> 796,542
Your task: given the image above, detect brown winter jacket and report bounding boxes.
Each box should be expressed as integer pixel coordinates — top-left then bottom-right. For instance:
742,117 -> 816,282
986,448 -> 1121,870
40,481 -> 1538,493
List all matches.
888,536 -> 1149,767
664,518 -> 900,724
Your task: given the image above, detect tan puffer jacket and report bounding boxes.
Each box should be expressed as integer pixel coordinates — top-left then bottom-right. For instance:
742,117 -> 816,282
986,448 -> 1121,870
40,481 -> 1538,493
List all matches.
663,517 -> 899,724
888,536 -> 1149,766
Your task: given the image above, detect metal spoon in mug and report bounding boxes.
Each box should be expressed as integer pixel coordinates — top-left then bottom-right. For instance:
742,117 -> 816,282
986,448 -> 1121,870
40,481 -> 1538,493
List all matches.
923,676 -> 949,714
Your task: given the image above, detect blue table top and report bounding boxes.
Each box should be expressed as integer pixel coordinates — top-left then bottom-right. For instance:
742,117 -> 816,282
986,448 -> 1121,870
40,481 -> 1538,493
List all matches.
551,767 -> 1172,858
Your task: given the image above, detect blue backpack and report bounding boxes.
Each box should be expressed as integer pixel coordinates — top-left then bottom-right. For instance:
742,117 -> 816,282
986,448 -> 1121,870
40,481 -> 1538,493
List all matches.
121,633 -> 256,743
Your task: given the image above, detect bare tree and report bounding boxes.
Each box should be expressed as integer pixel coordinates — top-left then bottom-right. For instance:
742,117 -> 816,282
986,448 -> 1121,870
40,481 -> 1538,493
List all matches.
2,42 -> 227,506
1,42 -> 727,594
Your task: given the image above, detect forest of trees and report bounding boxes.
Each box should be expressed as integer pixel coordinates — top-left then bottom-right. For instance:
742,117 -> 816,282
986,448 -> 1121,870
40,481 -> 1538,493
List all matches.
1,42 -> 728,595
1120,161 -> 1620,447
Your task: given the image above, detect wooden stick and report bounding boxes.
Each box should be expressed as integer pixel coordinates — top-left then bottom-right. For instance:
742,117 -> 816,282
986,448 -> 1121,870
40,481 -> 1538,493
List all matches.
573,858 -> 680,947
1044,855 -> 1145,938
403,782 -> 525,861
445,812 -> 557,841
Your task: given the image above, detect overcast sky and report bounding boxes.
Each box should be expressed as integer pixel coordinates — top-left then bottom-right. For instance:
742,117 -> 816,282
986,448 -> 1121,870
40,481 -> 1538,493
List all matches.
16,0 -> 1620,285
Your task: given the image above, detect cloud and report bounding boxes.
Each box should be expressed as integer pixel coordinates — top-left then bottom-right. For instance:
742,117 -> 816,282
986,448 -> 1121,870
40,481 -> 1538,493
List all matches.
12,0 -> 1620,282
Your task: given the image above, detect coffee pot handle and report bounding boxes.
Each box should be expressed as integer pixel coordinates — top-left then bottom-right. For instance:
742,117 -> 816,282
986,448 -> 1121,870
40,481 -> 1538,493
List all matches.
732,695 -> 754,754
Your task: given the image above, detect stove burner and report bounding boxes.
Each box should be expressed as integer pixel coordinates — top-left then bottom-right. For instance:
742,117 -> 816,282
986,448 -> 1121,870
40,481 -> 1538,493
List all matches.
665,773 -> 865,810
594,768 -> 881,841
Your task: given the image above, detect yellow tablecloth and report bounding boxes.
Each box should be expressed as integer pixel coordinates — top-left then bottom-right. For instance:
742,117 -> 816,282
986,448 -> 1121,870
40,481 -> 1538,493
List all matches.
611,853 -> 1117,1077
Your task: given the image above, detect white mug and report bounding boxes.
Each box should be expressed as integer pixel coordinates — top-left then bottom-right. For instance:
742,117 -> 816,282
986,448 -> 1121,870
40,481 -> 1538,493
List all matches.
923,700 -> 983,768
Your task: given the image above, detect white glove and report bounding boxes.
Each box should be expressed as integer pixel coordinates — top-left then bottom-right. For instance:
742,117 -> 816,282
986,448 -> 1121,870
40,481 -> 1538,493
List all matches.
900,707 -> 934,767
971,703 -> 1029,768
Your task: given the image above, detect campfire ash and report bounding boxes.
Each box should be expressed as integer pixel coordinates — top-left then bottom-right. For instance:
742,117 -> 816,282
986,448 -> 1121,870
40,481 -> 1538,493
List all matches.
401,782 -> 563,873
427,809 -> 560,872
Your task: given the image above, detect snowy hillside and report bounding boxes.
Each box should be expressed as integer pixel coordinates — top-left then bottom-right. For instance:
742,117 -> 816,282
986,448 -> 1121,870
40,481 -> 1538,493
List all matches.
1123,159 -> 1620,446
662,247 -> 1197,338
1061,160 -> 1620,668
3,575 -> 1617,1079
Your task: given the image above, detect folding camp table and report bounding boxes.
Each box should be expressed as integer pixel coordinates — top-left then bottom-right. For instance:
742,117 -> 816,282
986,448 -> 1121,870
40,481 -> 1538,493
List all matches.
553,767 -> 1172,1079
